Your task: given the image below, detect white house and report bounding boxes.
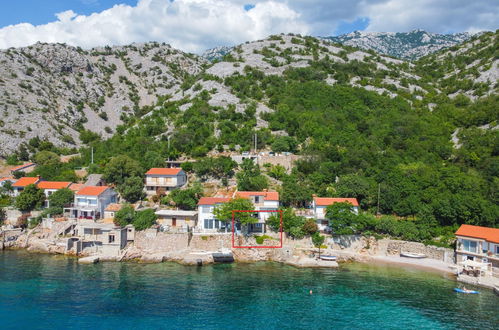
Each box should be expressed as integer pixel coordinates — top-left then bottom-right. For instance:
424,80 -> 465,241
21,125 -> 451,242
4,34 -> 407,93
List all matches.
234,191 -> 280,233
455,224 -> 499,274
197,197 -> 231,232
155,209 -> 198,232
64,186 -> 117,220
12,176 -> 41,197
312,197 -> 359,231
196,191 -> 280,233
145,168 -> 187,195
37,181 -> 72,208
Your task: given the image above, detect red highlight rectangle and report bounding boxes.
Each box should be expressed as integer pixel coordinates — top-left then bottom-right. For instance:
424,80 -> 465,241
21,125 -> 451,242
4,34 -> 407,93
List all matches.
231,210 -> 283,248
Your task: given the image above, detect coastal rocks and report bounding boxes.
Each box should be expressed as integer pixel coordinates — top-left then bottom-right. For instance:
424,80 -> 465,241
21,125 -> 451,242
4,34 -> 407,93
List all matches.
140,253 -> 166,263
78,256 -> 99,264
285,255 -> 339,268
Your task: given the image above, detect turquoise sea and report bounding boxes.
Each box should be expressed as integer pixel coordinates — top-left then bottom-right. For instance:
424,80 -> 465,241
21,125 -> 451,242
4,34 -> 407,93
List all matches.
0,250 -> 497,329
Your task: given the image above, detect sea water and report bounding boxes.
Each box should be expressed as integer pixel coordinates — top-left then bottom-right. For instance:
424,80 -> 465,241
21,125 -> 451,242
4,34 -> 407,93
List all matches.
0,250 -> 497,329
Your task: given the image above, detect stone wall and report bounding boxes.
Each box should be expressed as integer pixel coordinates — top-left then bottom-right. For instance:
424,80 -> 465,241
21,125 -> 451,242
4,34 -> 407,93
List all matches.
379,239 -> 455,263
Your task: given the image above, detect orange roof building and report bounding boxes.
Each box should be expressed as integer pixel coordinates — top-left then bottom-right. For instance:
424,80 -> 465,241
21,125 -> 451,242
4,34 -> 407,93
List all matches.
12,176 -> 40,187
235,191 -> 279,201
313,197 -> 359,207
455,225 -> 499,244
145,168 -> 187,195
37,181 -> 72,190
76,186 -> 110,196
146,168 -> 183,176
455,224 -> 499,270
198,197 -> 231,205
10,162 -> 36,174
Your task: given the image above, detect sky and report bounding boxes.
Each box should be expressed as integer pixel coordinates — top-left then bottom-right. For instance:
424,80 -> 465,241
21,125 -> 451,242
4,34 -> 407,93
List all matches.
0,0 -> 497,53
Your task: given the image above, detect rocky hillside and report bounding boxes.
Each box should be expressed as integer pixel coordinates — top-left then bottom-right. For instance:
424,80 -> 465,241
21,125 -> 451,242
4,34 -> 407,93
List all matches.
0,42 -> 205,155
415,30 -> 498,99
1,31 -> 497,156
324,30 -> 476,60
201,46 -> 233,62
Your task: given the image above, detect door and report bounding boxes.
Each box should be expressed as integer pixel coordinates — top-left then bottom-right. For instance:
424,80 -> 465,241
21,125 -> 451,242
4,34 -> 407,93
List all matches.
172,218 -> 177,227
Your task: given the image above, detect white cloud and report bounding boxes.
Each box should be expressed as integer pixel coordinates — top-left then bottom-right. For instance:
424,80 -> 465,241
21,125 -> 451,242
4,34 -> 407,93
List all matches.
0,0 -> 496,52
0,0 -> 308,53
361,0 -> 499,34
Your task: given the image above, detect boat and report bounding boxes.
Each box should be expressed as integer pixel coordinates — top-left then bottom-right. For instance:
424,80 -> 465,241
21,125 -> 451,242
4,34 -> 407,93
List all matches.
454,288 -> 480,294
400,252 -> 427,259
319,255 -> 337,261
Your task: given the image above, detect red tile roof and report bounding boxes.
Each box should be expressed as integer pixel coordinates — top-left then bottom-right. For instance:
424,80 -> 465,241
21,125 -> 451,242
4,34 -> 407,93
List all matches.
455,224 -> 499,244
146,168 -> 182,175
68,183 -> 84,192
10,162 -> 35,172
198,197 -> 230,205
314,197 -> 359,207
12,177 -> 40,187
37,181 -> 72,190
0,177 -> 14,182
76,186 -> 109,196
235,191 -> 279,201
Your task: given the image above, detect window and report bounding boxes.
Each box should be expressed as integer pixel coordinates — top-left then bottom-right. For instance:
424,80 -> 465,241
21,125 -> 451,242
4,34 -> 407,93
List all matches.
462,240 -> 477,253
108,234 -> 115,243
202,206 -> 211,214
254,196 -> 260,203
496,245 -> 499,255
77,198 -> 86,204
204,219 -> 214,229
89,199 -> 97,205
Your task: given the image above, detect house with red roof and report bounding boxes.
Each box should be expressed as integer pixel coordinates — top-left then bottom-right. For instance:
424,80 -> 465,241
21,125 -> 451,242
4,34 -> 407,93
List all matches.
145,168 -> 187,195
455,224 -> 499,272
12,176 -> 41,196
37,181 -> 72,207
312,196 -> 359,231
234,190 -> 280,232
196,190 -> 280,233
10,162 -> 36,175
64,186 -> 117,220
197,197 -> 231,232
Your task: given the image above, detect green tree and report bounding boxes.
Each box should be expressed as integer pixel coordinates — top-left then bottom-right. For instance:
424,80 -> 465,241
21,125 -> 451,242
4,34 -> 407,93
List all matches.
302,219 -> 318,235
312,232 -> 325,257
15,184 -> 45,212
118,176 -> 146,203
114,204 -> 136,227
267,164 -> 287,180
213,197 -> 255,228
236,159 -> 268,191
133,209 -> 157,230
271,136 -> 298,153
168,183 -> 203,210
326,202 -> 360,235
34,151 -> 60,166
280,175 -> 312,208
1,181 -> 13,195
47,188 -> 74,213
267,208 -> 306,238
103,155 -> 142,185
